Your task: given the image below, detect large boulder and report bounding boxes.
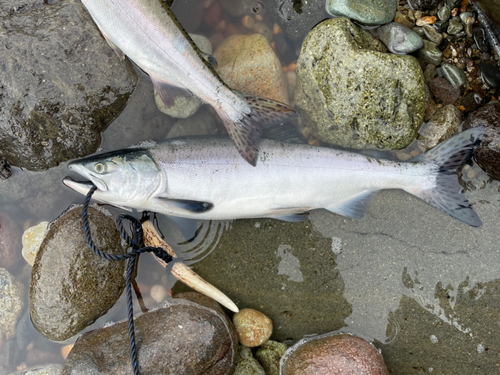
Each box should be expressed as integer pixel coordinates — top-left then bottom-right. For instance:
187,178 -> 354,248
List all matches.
0,0 -> 137,171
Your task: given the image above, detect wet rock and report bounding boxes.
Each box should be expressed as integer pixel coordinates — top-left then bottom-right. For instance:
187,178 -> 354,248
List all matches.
264,0 -> 328,42
394,11 -> 414,28
214,34 -> 289,104
29,204 -> 127,342
255,340 -> 287,375
62,295 -> 237,375
233,308 -> 273,347
326,0 -> 396,25
424,96 -> 437,121
432,19 -> 449,33
281,333 -> 389,375
447,18 -> 464,34
419,40 -> 443,65
407,0 -> 440,10
418,104 -> 461,151
218,0 -> 255,17
155,34 -> 212,118
378,22 -> 423,54
478,62 -> 500,88
0,0 -> 137,171
441,62 -> 467,88
460,91 -> 484,113
463,102 -> 500,181
7,364 -> 62,375
428,77 -> 460,104
0,212 -> 22,270
473,27 -> 489,53
166,107 -> 218,138
0,268 -> 25,341
423,24 -> 444,44
295,18 -> 425,150
0,158 -> 11,181
438,5 -> 451,21
21,221 -> 49,267
423,64 -> 437,83
234,346 -> 266,375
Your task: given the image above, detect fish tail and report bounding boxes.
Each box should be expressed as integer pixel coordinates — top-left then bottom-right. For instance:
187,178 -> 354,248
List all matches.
219,94 -> 297,166
408,126 -> 487,227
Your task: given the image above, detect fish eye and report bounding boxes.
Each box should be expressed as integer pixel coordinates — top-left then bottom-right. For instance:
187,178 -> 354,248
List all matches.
94,163 -> 106,174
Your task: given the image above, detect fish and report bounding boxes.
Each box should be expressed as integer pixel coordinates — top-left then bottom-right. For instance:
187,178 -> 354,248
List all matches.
79,0 -> 296,166
63,126 -> 486,227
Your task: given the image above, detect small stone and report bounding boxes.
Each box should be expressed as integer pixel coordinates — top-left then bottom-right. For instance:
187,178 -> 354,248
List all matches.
441,62 -> 468,88
378,22 -> 423,54
473,27 -> 489,53
166,107 -> 218,138
416,16 -> 437,26
423,64 -> 437,83
150,285 -> 167,303
7,364 -> 63,375
255,340 -> 287,375
61,344 -> 73,360
465,22 -> 474,37
0,212 -> 22,270
281,333 -> 389,375
432,20 -> 449,33
447,18 -> 463,34
423,24 -> 444,44
0,268 -> 25,341
424,96 -> 437,121
326,0 -> 396,25
418,104 -> 461,150
412,26 -> 425,37
234,345 -> 266,375
428,77 -> 461,104
394,11 -> 415,28
438,5 -> 451,21
241,15 -> 255,29
478,63 -> 500,88
459,11 -> 473,24
233,308 -> 273,347
419,40 -> 443,65
407,0 -> 440,10
21,221 -> 49,267
460,91 -> 484,112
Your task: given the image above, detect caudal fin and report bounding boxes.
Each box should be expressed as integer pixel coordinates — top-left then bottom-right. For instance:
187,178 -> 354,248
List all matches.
219,94 -> 297,166
408,126 -> 487,227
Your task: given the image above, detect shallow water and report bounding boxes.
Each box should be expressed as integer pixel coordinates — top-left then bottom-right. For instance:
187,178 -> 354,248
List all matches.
1,1 -> 500,374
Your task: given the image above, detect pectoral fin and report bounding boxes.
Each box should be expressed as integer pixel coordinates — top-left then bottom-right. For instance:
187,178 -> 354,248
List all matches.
99,31 -> 126,60
157,197 -> 214,214
266,206 -> 310,222
151,77 -> 193,108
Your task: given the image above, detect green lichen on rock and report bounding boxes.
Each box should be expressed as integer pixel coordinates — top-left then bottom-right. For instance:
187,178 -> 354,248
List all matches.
295,17 -> 426,150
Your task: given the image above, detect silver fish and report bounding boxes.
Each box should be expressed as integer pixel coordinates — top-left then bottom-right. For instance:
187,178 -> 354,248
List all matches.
63,127 -> 486,227
80,0 -> 295,165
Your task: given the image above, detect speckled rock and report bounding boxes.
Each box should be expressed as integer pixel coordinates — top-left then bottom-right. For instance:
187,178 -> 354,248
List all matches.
154,34 -> 212,118
8,364 -> 63,375
463,102 -> 500,181
62,294 -> 237,375
460,91 -> 484,113
378,22 -> 423,54
234,346 -> 266,375
255,340 -> 287,375
214,34 -> 289,104
233,308 -> 273,347
21,221 -> 49,266
441,63 -> 467,88
0,212 -> 22,270
166,107 -> 218,139
0,268 -> 25,341
428,77 -> 460,105
423,64 -> 437,83
29,204 -> 127,342
326,0 -> 396,25
295,18 -> 425,150
0,0 -> 137,171
422,24 -> 444,44
281,333 -> 389,375
418,104 -> 461,151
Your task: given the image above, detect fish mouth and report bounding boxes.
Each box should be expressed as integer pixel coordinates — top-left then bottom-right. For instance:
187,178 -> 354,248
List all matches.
67,162 -> 108,192
62,177 -> 95,195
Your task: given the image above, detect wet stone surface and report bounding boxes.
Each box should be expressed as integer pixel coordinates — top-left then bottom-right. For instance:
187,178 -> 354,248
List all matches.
0,268 -> 25,342
29,204 -> 127,342
0,0 -> 137,171
0,211 -> 22,271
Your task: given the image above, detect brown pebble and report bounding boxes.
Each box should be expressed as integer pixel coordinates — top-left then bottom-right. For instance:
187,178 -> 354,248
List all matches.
61,344 -> 73,360
416,16 -> 437,26
282,62 -> 296,72
273,23 -> 283,34
242,15 -> 255,29
460,0 -> 469,12
215,20 -> 226,32
451,7 -> 459,16
255,14 -> 263,21
233,308 -> 273,347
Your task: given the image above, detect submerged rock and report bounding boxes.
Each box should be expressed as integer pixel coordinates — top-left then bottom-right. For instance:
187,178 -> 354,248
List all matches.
0,268 -> 25,342
0,0 -> 137,171
22,221 -> 49,266
166,106 -> 218,138
62,293 -> 237,375
295,18 -> 425,150
281,333 -> 389,375
29,204 -> 126,342
214,34 -> 289,105
0,211 -> 22,270
234,346 -> 266,375
463,102 -> 500,181
255,340 -> 287,375
326,0 -> 396,25
8,364 -> 63,375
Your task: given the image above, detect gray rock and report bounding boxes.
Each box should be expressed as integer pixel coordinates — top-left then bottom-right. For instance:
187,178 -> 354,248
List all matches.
447,18 -> 464,34
326,0 -> 396,26
378,22 -> 423,54
62,293 -> 237,375
0,212 -> 22,271
460,12 -> 474,24
432,20 -> 449,33
423,24 -> 444,45
29,204 -> 127,342
234,346 -> 265,375
295,18 -> 425,150
0,0 -> 137,171
438,5 -> 451,22
407,0 -> 440,10
8,364 -> 62,375
167,107 -> 218,139
419,40 -> 443,65
417,104 -> 461,151
0,268 -> 25,342
423,64 -> 437,83
255,340 -> 287,375
441,63 -> 468,88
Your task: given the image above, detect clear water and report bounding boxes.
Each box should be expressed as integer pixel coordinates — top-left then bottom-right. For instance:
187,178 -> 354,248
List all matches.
1,1 -> 500,374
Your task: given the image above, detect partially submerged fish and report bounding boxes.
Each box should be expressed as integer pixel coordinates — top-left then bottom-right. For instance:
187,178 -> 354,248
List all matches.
80,0 -> 295,165
64,127 -> 486,227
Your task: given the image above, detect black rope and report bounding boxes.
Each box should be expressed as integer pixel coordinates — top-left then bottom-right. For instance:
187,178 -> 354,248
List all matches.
82,185 -> 173,375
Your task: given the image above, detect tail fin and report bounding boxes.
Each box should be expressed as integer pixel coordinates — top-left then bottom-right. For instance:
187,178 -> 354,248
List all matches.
408,126 -> 487,227
219,94 -> 297,166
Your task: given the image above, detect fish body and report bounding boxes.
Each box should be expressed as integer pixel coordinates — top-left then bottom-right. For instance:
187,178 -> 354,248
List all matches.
64,127 -> 486,227
80,0 -> 295,165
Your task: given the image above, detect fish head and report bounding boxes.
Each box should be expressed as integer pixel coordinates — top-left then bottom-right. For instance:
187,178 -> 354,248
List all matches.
64,148 -> 161,209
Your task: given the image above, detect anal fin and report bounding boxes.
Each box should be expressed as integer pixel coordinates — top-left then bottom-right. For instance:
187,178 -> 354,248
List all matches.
325,190 -> 379,220
151,77 -> 193,108
266,206 -> 310,222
